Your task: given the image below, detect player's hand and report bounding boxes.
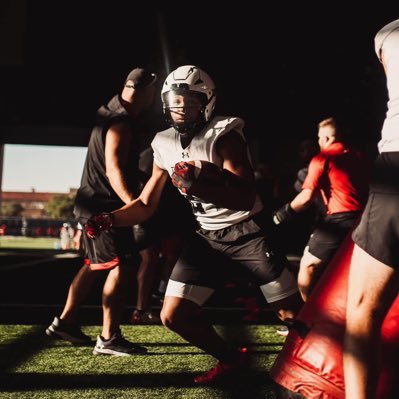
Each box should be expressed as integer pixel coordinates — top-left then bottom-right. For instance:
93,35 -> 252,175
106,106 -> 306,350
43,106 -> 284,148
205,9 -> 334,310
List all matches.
171,161 -> 197,194
272,203 -> 297,225
84,212 -> 114,239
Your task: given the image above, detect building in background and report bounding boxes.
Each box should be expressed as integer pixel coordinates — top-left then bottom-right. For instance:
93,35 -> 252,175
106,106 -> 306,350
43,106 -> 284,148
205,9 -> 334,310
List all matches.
1,188 -> 77,218
0,188 -> 77,237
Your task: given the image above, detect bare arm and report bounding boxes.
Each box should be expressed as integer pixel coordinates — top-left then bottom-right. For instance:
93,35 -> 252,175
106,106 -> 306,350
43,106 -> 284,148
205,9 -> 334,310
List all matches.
290,188 -> 315,212
273,171 -> 318,225
105,122 -> 137,204
190,131 -> 256,210
112,162 -> 169,226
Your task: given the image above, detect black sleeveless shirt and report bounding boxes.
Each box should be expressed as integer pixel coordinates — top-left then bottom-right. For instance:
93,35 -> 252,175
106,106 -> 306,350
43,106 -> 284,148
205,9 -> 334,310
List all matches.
74,95 -> 141,219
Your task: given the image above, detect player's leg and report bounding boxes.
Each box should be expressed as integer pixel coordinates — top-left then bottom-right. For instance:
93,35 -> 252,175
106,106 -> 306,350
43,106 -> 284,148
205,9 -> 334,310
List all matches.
344,244 -> 398,399
160,232 -> 247,383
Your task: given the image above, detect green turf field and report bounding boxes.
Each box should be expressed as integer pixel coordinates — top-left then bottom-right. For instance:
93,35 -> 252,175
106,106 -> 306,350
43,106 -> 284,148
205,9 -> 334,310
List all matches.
0,324 -> 284,398
0,236 -> 60,250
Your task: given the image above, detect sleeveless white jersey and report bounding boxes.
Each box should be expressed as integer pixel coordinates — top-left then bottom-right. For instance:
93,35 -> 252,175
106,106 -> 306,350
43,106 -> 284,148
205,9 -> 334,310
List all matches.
151,116 -> 263,230
375,19 -> 399,153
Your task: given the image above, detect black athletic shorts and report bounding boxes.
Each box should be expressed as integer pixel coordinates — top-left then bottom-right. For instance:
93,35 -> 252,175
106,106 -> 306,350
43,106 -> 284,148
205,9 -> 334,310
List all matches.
308,211 -> 361,262
133,181 -> 195,251
133,221 -> 161,251
353,152 -> 399,267
169,212 -> 290,289
80,222 -> 140,270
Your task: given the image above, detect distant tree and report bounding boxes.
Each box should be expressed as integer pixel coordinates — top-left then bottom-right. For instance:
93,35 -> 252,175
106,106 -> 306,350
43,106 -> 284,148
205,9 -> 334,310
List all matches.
45,194 -> 75,218
2,202 -> 24,216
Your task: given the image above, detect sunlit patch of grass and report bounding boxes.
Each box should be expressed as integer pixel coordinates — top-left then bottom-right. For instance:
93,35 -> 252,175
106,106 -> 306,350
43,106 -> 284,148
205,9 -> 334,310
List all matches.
0,324 -> 284,399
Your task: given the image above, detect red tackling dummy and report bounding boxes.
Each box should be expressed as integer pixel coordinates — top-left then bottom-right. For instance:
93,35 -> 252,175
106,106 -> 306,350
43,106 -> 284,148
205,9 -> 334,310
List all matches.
270,234 -> 399,398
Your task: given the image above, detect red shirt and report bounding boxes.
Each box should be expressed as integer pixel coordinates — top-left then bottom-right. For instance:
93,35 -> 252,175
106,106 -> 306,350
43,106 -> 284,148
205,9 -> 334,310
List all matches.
302,142 -> 369,214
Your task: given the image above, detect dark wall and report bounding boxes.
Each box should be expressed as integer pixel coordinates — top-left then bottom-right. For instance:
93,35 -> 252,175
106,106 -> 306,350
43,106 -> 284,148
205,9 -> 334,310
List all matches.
0,2 -> 396,150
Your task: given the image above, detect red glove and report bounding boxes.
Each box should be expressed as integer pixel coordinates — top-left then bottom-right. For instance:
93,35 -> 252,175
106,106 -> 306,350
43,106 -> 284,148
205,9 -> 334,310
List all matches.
84,212 -> 114,239
171,161 -> 196,194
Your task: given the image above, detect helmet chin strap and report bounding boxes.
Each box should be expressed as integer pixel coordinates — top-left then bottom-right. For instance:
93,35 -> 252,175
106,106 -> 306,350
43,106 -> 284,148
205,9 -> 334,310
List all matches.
173,120 -> 204,135
173,120 -> 206,148
163,104 -> 209,144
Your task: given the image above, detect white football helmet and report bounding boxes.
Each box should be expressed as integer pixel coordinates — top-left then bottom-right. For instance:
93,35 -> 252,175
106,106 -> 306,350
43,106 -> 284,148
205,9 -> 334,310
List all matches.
161,65 -> 216,133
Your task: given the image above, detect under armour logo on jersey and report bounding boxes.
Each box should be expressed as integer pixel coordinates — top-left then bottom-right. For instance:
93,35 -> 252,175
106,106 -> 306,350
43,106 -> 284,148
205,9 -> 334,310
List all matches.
182,151 -> 190,159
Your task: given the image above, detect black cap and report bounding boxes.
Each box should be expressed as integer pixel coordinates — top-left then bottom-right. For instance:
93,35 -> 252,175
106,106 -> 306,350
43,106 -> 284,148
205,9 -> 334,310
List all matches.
125,68 -> 157,88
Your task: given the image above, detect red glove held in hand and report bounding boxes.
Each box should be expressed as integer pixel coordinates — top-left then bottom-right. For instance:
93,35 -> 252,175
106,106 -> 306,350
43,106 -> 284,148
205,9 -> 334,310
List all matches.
171,161 -> 197,194
84,212 -> 114,239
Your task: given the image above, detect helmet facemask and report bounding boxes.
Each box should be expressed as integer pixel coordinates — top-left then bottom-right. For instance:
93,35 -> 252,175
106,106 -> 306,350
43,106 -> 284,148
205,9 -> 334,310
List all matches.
161,65 -> 216,136
162,87 -> 209,135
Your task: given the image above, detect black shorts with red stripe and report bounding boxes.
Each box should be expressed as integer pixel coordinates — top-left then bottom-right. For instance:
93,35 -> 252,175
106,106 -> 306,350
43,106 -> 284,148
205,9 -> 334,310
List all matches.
80,223 -> 140,270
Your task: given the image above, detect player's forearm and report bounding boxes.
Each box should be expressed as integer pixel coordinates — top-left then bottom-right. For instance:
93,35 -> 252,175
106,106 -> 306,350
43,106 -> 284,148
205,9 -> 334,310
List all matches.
290,188 -> 314,212
191,181 -> 256,210
111,199 -> 153,226
107,169 -> 136,204
111,170 -> 168,226
172,160 -> 256,210
197,162 -> 256,209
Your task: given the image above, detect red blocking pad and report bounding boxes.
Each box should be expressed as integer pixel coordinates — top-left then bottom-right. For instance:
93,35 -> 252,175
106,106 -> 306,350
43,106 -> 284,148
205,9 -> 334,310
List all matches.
270,234 -> 399,399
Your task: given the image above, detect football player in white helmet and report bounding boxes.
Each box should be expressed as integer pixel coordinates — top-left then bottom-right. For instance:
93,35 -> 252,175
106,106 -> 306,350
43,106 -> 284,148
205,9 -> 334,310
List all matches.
86,65 -> 303,384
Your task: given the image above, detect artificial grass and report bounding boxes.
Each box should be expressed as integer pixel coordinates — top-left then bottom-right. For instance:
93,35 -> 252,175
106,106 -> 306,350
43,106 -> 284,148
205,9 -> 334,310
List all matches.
0,237 -> 59,250
0,324 -> 285,399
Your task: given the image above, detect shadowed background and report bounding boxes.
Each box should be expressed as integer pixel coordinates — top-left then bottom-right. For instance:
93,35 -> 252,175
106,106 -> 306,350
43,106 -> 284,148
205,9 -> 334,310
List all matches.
0,1 -> 397,155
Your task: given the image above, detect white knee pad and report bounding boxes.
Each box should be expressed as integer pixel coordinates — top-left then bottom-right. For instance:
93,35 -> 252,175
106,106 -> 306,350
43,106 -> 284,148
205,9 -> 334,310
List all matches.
165,279 -> 214,306
259,267 -> 298,303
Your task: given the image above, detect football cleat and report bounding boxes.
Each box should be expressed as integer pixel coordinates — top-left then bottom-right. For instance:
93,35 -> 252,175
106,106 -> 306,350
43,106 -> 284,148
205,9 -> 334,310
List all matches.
193,347 -> 249,384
